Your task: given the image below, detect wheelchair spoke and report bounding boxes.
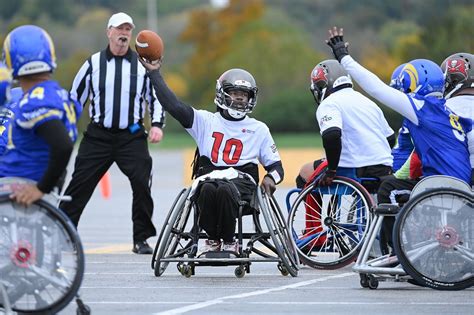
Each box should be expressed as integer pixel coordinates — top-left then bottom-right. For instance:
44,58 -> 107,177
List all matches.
332,223 -> 361,245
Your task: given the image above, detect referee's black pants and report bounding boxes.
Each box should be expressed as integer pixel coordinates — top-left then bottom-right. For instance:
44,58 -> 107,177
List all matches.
60,123 -> 156,242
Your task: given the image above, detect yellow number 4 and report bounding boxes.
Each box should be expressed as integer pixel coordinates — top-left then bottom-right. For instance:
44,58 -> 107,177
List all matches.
30,87 -> 45,100
63,101 -> 77,124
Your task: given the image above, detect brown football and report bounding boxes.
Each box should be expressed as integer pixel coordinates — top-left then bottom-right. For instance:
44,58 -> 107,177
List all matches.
135,30 -> 164,61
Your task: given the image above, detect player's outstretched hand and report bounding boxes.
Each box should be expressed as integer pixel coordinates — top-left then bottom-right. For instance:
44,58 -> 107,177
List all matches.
326,26 -> 349,62
138,56 -> 163,72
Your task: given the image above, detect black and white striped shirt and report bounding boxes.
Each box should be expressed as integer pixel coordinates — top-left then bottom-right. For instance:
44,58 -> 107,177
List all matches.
71,46 -> 165,129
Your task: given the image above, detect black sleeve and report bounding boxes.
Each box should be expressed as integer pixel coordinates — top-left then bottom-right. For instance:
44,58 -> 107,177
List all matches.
147,69 -> 194,128
387,133 -> 396,149
35,120 -> 74,193
263,160 -> 284,184
321,127 -> 342,171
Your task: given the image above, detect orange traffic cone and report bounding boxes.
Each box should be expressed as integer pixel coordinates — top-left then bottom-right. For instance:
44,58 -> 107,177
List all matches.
99,171 -> 111,199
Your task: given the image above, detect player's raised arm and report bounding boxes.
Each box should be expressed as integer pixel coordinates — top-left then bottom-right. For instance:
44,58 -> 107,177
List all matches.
325,26 -> 418,124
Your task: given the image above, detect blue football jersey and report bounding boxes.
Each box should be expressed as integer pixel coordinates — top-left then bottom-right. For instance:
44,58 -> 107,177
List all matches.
392,119 -> 414,172
0,87 -> 23,155
0,81 -> 81,181
405,94 -> 472,183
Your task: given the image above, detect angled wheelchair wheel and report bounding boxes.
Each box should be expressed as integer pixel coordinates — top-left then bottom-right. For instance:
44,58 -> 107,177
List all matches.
288,177 -> 373,269
153,188 -> 192,277
0,194 -> 84,314
258,188 -> 299,277
393,188 -> 474,290
151,188 -> 187,270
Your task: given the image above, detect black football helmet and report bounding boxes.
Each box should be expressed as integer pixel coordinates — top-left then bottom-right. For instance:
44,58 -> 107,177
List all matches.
214,68 -> 258,119
440,52 -> 474,98
310,60 -> 352,105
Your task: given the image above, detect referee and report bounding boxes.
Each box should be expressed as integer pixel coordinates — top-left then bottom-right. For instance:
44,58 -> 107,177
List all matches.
60,12 -> 165,254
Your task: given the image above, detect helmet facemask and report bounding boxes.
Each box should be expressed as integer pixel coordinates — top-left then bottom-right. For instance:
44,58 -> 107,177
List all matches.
310,80 -> 328,105
214,69 -> 258,119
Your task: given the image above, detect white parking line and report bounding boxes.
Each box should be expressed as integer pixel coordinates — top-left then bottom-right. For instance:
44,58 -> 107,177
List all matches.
81,286 -> 349,289
246,302 -> 474,305
152,272 -> 354,315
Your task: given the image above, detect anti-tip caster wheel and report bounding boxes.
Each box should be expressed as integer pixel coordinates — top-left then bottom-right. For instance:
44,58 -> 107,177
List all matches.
235,266 -> 245,278
360,274 -> 369,288
368,275 -> 379,290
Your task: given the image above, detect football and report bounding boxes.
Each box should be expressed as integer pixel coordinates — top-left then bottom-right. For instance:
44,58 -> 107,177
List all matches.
135,30 -> 164,61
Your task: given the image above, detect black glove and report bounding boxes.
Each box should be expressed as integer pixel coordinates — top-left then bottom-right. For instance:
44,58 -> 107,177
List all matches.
326,27 -> 349,62
261,175 -> 276,195
318,169 -> 336,186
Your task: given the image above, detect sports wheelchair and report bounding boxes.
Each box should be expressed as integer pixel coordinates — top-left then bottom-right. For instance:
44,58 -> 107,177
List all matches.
0,178 -> 89,315
286,162 -> 380,269
151,174 -> 299,278
353,175 -> 474,290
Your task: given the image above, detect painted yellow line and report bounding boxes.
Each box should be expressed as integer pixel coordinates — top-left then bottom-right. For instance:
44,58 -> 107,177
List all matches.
183,148 -> 324,187
84,243 -> 135,254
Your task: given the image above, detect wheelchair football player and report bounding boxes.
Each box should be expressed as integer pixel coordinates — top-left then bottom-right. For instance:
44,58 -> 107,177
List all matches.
151,169 -> 299,278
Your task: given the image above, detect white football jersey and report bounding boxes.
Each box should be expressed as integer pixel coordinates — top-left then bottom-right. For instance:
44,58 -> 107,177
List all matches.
446,95 -> 474,168
187,109 -> 281,169
316,88 -> 394,168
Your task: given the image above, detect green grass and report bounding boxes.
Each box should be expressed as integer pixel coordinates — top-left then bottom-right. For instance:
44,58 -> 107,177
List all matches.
153,132 -> 322,149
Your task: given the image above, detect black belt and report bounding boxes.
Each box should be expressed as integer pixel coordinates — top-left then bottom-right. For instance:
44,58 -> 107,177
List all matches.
90,122 -> 128,133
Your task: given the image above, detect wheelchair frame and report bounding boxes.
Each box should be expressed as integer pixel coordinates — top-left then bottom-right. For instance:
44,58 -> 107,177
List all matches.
0,178 -> 89,314
286,175 -> 375,269
353,176 -> 474,290
151,185 -> 299,278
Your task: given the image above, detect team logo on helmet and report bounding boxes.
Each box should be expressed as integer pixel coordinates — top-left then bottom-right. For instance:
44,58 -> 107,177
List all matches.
311,66 -> 328,85
446,58 -> 468,80
401,63 -> 419,93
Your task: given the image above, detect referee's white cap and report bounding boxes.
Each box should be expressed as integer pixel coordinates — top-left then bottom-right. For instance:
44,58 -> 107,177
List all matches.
107,12 -> 135,29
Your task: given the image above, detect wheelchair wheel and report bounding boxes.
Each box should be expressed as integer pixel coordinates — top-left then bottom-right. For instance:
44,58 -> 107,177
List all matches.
393,188 -> 473,290
153,188 -> 192,277
151,188 -> 187,270
0,194 -> 85,314
258,188 -> 299,277
288,177 -> 373,269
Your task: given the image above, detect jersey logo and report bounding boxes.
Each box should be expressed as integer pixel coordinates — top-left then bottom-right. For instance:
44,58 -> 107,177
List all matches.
320,115 -> 332,125
241,128 -> 255,134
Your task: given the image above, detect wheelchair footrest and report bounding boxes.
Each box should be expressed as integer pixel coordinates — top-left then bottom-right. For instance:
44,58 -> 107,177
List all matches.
200,251 -> 239,259
375,203 -> 400,215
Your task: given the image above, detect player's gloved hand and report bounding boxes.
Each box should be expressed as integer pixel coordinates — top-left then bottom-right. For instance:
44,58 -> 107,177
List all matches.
261,175 -> 276,195
326,26 -> 349,62
318,169 -> 337,186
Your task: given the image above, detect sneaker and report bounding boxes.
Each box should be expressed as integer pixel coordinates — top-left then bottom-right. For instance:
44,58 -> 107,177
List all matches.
200,239 -> 222,252
222,240 -> 239,253
132,241 -> 153,254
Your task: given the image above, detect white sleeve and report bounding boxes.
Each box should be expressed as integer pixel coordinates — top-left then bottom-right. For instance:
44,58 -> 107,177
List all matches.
259,126 -> 281,168
341,56 -> 419,125
186,109 -> 213,149
70,60 -> 91,108
316,101 -> 342,134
